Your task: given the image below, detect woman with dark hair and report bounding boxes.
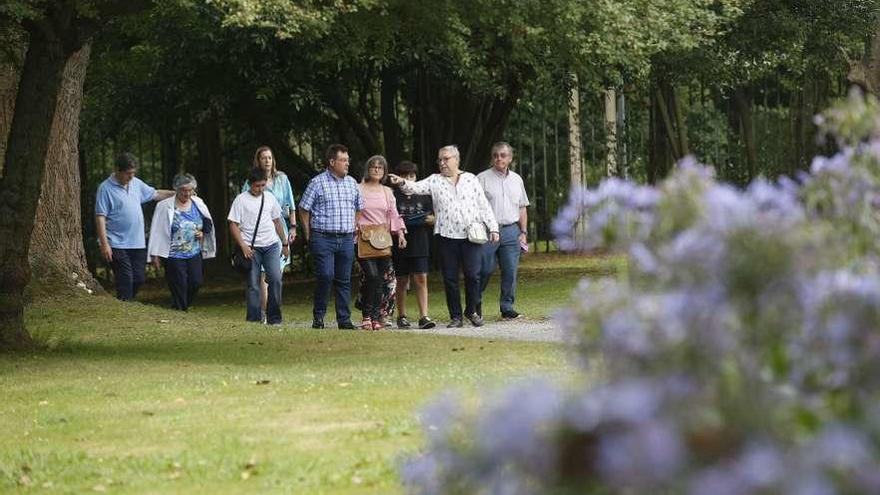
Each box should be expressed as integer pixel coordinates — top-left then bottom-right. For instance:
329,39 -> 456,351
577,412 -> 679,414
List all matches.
356,155 -> 406,330
242,146 -> 297,321
148,173 -> 216,310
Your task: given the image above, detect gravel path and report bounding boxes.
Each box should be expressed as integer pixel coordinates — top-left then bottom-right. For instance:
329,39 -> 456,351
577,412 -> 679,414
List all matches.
285,317 -> 565,342
393,317 -> 564,342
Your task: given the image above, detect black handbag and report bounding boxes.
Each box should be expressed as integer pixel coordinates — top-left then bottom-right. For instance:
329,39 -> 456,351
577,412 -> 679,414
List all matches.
230,193 -> 264,275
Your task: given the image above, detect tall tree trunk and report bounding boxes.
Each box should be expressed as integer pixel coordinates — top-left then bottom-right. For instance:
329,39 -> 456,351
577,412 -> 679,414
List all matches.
671,88 -> 689,157
380,69 -> 404,167
733,87 -> 757,181
0,23 -> 71,350
604,88 -> 618,177
194,110 -> 230,260
28,42 -> 100,292
159,126 -> 180,188
568,75 -> 583,187
845,29 -> 880,94
618,92 -> 628,179
654,80 -> 690,161
648,91 -> 672,184
0,31 -> 26,176
404,70 -> 519,171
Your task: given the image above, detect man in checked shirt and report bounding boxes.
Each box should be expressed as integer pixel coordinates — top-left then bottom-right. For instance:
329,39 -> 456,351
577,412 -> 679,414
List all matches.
299,144 -> 365,330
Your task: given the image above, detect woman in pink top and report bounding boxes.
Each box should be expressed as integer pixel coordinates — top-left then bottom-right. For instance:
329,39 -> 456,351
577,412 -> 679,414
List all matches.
356,155 -> 407,330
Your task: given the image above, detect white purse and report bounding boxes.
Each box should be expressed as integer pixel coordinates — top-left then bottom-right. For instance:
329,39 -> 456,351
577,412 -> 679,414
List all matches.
467,222 -> 489,244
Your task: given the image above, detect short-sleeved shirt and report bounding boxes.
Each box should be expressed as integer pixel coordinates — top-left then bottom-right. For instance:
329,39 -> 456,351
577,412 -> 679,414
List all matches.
169,204 -> 204,259
393,189 -> 433,258
299,170 -> 364,234
227,191 -> 282,248
477,167 -> 530,225
95,175 -> 157,248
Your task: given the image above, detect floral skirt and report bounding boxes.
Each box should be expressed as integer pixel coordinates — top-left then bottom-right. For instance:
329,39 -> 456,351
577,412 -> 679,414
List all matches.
354,261 -> 396,319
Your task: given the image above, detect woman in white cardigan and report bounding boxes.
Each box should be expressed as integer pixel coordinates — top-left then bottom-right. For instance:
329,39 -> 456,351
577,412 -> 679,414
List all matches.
148,174 -> 216,310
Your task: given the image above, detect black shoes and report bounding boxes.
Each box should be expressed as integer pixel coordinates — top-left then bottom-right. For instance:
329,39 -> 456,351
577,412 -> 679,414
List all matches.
418,316 -> 436,329
466,313 -> 484,327
447,318 -> 463,328
338,320 -> 356,330
501,310 -> 522,319
312,318 -> 325,329
397,316 -> 412,328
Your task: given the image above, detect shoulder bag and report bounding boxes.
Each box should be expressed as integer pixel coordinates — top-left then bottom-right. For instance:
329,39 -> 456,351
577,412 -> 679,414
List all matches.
357,188 -> 394,259
467,222 -> 488,244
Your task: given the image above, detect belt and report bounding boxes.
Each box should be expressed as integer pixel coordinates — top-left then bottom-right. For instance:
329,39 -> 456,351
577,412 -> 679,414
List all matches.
500,223 -> 519,228
312,230 -> 352,237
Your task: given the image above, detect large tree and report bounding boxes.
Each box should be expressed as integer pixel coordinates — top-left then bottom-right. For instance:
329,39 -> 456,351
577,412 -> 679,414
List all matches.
0,0 -> 150,351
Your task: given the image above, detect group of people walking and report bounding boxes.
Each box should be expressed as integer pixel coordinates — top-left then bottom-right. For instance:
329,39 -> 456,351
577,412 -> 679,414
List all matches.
94,141 -> 530,330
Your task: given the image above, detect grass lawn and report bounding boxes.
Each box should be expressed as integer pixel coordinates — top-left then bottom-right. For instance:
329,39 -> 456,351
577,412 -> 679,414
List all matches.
0,253 -> 620,494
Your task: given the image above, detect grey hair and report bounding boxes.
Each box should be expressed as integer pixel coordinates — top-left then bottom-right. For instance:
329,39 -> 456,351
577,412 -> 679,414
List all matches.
491,141 -> 514,156
438,145 -> 459,159
173,173 -> 197,191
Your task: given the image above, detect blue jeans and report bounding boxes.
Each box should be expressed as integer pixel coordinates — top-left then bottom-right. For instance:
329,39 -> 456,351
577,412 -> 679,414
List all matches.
111,248 -> 146,301
247,243 -> 282,324
438,236 -> 483,319
480,224 -> 521,313
310,232 -> 355,323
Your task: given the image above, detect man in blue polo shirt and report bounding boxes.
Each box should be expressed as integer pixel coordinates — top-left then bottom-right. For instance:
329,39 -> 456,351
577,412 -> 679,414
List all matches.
299,144 -> 364,329
95,152 -> 174,300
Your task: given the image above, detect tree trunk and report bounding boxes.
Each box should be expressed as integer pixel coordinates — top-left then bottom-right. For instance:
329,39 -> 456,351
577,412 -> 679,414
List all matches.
380,69 -> 404,167
28,42 -> 100,293
845,29 -> 880,94
0,25 -> 71,351
568,75 -> 584,187
404,70 -> 519,171
194,110 -> 230,260
654,83 -> 682,160
618,92 -> 628,179
0,32 -> 26,176
671,88 -> 689,157
159,126 -> 180,188
604,88 -> 618,177
648,91 -> 672,184
733,87 -> 757,182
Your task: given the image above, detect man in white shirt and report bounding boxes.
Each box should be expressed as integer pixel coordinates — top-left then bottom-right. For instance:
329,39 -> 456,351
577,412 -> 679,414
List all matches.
228,168 -> 290,324
477,142 -> 530,319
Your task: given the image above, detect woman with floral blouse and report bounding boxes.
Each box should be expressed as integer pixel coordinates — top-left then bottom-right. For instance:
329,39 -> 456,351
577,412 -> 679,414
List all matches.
388,145 -> 499,328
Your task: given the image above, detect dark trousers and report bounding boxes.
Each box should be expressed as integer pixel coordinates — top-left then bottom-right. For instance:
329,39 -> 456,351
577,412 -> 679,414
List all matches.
310,232 -> 355,323
111,248 -> 146,301
163,256 -> 203,311
438,236 -> 483,319
358,256 -> 390,320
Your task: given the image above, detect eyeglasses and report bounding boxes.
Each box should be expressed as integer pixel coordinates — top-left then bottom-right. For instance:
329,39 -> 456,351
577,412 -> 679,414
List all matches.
492,152 -> 510,158
437,155 -> 456,165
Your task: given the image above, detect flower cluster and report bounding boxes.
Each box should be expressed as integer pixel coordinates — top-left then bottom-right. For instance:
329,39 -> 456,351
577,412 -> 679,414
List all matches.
402,92 -> 880,495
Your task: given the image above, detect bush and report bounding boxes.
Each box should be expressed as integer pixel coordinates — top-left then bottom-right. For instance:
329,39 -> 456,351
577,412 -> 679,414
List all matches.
400,91 -> 880,495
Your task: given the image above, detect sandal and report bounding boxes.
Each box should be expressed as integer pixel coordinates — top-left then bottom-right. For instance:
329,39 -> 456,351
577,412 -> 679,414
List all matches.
360,318 -> 372,330
371,319 -> 384,331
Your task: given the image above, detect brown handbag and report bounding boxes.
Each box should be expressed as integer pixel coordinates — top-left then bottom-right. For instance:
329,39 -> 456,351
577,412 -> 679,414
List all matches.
358,224 -> 393,259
